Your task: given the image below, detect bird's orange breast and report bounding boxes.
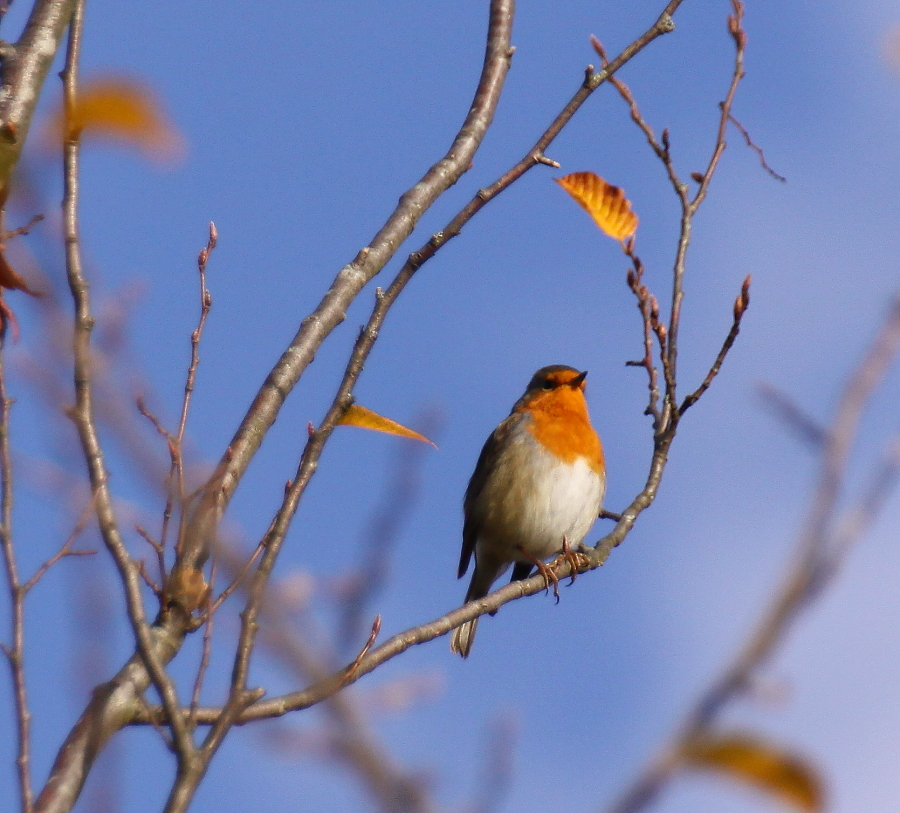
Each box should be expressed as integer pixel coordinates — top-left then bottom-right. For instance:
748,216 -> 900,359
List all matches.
518,388 -> 604,474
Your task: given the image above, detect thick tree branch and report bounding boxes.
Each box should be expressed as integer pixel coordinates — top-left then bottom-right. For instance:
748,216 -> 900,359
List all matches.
0,0 -> 76,188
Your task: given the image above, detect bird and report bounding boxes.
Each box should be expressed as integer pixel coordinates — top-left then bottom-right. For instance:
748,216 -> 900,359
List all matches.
450,364 -> 605,658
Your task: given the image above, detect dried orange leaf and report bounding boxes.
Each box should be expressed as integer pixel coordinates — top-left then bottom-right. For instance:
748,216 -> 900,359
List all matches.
46,75 -> 184,162
682,733 -> 824,813
555,171 -> 638,241
338,404 -> 437,447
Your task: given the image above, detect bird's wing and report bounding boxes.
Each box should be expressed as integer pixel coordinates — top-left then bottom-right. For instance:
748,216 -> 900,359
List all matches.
458,411 -> 525,578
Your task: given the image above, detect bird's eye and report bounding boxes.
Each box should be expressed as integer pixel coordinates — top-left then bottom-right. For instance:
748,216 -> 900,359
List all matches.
541,380 -> 554,390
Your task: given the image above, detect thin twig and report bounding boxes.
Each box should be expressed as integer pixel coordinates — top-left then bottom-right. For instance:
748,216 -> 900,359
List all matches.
135,522 -> 166,586
22,531 -> 95,594
601,1 -> 748,431
135,397 -> 178,559
136,559 -> 162,597
203,539 -> 265,618
690,0 -> 747,211
622,241 -> 662,427
341,615 -> 382,686
0,315 -> 32,812
3,212 -> 44,240
173,223 -> 216,558
680,274 -> 751,414
726,111 -> 786,183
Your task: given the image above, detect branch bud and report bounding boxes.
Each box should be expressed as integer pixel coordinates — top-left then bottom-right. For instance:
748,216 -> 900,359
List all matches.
733,274 -> 752,320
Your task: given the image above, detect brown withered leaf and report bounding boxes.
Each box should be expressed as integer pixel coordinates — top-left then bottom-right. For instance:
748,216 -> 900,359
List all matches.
338,404 -> 437,447
682,733 -> 824,813
46,75 -> 184,162
555,171 -> 638,241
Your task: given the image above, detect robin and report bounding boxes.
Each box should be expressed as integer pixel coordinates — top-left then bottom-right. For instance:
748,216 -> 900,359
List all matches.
451,365 -> 606,658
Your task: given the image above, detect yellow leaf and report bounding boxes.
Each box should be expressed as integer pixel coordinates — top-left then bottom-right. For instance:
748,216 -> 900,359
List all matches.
555,171 -> 638,241
45,75 -> 184,163
682,733 -> 824,813
338,404 -> 437,447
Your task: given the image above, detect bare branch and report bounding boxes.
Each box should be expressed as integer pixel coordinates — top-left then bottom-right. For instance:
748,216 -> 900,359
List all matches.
135,522 -> 167,586
21,530 -> 95,594
602,292 -> 900,813
0,0 -> 77,188
172,223 -> 216,557
3,212 -> 43,240
0,327 -> 32,812
204,539 -> 264,618
726,111 -> 786,183
680,274 -> 751,414
179,0 -> 686,580
623,242 -> 663,426
690,0 -> 747,210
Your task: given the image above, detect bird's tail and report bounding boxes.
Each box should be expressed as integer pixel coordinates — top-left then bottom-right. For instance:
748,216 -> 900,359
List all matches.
451,564 -> 497,658
450,617 -> 479,658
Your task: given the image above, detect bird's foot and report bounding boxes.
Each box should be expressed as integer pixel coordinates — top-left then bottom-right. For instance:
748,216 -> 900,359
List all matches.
532,558 -> 561,602
550,536 -> 590,586
515,545 -> 561,602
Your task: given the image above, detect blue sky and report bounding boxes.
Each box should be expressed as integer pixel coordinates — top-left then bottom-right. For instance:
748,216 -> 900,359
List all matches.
1,1 -> 900,812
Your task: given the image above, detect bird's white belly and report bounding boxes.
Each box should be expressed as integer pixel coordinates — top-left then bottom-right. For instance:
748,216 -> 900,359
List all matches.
475,441 -> 605,564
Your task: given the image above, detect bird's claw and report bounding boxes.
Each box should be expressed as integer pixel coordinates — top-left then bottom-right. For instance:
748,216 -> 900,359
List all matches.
532,559 -> 561,602
550,536 -> 590,586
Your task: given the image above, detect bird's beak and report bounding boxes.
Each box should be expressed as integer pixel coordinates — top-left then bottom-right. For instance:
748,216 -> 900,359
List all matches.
571,370 -> 588,388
